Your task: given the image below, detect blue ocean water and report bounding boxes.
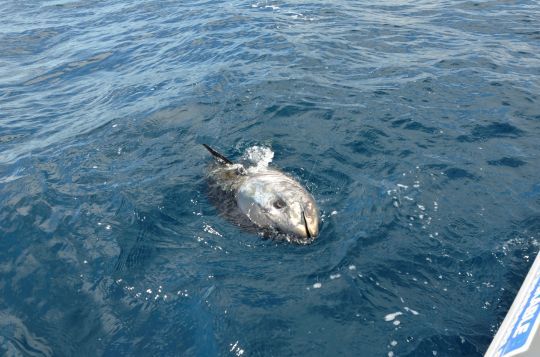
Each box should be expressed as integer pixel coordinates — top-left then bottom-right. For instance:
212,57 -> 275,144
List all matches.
1,0 -> 539,355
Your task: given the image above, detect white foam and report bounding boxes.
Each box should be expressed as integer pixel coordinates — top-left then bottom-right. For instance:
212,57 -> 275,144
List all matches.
384,311 -> 402,321
404,307 -> 419,315
230,340 -> 245,356
243,146 -> 274,168
203,224 -> 223,237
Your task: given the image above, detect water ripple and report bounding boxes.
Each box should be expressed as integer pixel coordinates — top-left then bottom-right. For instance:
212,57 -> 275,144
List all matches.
1,0 -> 539,356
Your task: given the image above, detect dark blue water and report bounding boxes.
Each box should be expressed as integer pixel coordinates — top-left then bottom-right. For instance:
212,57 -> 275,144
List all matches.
1,1 -> 539,356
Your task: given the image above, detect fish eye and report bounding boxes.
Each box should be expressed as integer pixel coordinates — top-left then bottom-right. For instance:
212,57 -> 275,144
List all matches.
273,198 -> 287,209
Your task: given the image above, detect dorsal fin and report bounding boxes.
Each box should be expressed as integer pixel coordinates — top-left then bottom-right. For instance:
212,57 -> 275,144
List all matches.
203,144 -> 233,165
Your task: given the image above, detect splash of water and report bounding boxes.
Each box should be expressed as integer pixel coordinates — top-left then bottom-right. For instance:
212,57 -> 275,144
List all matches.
242,146 -> 274,169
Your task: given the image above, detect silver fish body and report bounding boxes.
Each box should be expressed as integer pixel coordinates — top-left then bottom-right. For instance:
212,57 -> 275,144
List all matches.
204,145 -> 319,243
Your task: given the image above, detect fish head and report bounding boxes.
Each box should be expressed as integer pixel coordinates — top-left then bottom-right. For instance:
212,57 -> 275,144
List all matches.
236,170 -> 319,242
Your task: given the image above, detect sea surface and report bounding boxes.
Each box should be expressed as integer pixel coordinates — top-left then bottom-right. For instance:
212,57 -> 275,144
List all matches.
1,1 -> 539,356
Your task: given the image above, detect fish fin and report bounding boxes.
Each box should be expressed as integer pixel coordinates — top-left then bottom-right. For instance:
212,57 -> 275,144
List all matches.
203,144 -> 233,165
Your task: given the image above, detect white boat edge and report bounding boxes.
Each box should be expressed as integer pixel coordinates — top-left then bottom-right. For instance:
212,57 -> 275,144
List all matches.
485,251 -> 540,357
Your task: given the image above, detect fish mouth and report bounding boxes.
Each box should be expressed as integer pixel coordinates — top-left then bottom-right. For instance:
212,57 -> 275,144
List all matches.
302,211 -> 313,239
